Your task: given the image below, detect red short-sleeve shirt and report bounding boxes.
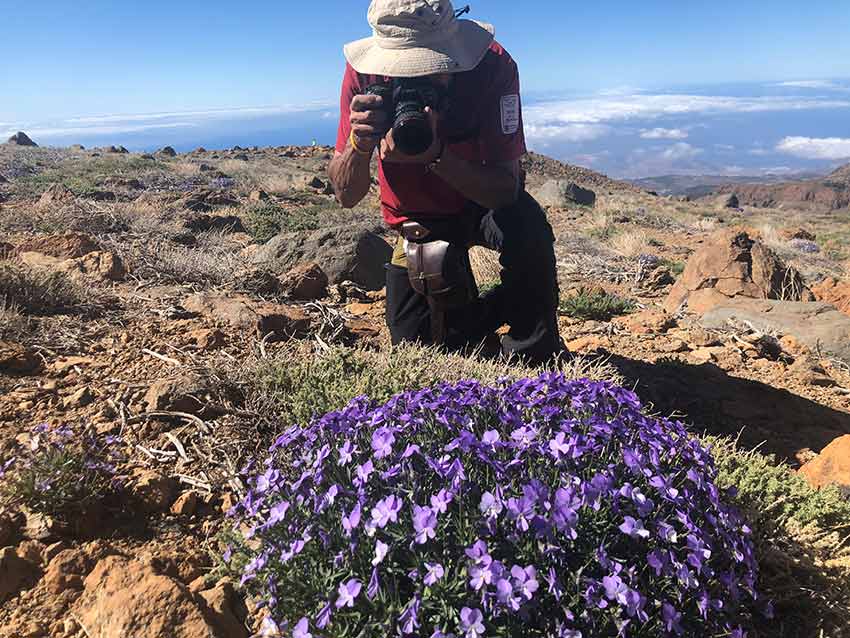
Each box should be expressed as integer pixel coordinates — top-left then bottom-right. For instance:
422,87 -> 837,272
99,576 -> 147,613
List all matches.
335,41 -> 527,226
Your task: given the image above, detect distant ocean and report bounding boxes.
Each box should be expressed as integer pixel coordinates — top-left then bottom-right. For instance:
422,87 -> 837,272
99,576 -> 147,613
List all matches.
5,80 -> 850,179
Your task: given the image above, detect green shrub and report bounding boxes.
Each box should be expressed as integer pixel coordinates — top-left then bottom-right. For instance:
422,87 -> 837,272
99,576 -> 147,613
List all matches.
661,259 -> 686,276
707,437 -> 850,635
242,203 -> 321,242
559,288 -> 634,321
0,263 -> 87,314
245,343 -> 619,428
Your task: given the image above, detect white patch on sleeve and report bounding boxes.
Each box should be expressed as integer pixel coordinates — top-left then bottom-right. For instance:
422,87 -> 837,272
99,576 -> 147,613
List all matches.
500,94 -> 520,135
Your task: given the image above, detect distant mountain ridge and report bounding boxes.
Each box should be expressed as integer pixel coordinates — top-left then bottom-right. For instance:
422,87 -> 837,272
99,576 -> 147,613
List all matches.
628,172 -> 821,198
712,162 -> 850,211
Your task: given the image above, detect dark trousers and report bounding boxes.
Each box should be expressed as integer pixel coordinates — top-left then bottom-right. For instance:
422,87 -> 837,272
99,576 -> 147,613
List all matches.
385,191 -> 565,365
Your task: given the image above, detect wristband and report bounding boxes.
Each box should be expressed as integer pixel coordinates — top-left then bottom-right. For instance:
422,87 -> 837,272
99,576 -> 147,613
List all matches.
349,130 -> 371,156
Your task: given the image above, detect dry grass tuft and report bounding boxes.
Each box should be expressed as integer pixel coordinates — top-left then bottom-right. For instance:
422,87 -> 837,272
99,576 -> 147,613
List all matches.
111,229 -> 249,287
609,230 -> 651,257
0,262 -> 89,315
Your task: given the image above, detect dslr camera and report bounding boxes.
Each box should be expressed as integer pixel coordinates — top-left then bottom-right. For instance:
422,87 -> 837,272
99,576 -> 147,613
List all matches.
365,79 -> 447,156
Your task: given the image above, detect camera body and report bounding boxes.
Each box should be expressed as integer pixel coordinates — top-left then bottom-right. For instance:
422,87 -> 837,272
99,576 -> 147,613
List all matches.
365,78 -> 446,156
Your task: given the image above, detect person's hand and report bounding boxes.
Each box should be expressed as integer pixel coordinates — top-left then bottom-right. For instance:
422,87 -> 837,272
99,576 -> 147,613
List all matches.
349,94 -> 390,153
380,107 -> 442,164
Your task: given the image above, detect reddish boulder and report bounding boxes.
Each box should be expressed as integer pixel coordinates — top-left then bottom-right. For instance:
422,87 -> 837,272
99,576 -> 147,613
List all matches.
664,230 -> 812,315
799,435 -> 850,492
811,277 -> 850,316
0,342 -> 41,375
280,262 -> 329,300
73,555 -> 236,638
183,293 -> 311,340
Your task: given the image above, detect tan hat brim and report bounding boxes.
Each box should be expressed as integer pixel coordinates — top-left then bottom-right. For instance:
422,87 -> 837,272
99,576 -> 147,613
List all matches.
343,20 -> 495,77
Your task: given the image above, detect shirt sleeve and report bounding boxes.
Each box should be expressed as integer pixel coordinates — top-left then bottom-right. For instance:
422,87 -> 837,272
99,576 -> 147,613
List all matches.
477,54 -> 527,162
335,63 -> 362,154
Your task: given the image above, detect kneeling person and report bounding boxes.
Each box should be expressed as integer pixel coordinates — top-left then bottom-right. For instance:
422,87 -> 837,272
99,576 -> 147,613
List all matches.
329,0 -> 564,365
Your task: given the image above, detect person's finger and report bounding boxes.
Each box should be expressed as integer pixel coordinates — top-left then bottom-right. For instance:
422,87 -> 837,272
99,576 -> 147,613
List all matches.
351,110 -> 388,126
351,94 -> 384,112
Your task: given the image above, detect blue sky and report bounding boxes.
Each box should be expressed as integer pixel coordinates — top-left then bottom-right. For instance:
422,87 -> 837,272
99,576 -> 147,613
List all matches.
2,0 -> 850,177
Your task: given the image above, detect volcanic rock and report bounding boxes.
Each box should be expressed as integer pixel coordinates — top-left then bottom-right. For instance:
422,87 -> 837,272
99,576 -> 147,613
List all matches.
43,548 -> 94,594
716,193 -> 739,209
700,300 -> 850,363
171,491 -> 199,516
0,241 -> 13,259
811,277 -> 850,316
199,580 -> 249,638
788,355 -> 837,387
37,183 -> 76,208
0,342 -> 41,375
254,223 -> 392,291
780,227 -> 816,242
664,230 -> 812,315
104,145 -> 129,154
131,470 -> 179,513
614,309 -> 675,335
183,293 -> 311,340
249,189 -> 270,202
16,232 -> 99,259
178,188 -> 240,212
0,547 -> 39,603
73,555 -> 237,638
6,132 -> 37,146
280,262 -> 329,300
143,376 -> 213,415
799,435 -> 850,493
532,180 -> 596,207
158,146 -> 178,157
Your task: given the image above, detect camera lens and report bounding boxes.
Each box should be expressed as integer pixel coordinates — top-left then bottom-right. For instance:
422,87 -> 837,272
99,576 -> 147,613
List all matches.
393,112 -> 433,155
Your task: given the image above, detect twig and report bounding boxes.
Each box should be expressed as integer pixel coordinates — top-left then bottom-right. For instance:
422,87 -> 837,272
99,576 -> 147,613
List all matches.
165,432 -> 189,462
141,348 -> 182,366
174,473 -> 212,491
126,411 -> 211,435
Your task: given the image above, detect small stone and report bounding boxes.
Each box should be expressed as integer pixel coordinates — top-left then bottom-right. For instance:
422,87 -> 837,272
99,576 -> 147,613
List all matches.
660,338 -> 689,353
799,435 -> 850,493
0,546 -> 39,603
62,386 -> 94,409
687,327 -> 720,347
131,470 -> 179,513
220,492 -> 237,515
565,335 -> 609,353
16,540 -> 45,566
689,347 -> 725,364
171,491 -> 199,516
187,328 -> 226,351
248,189 -> 269,202
279,262 -> 329,300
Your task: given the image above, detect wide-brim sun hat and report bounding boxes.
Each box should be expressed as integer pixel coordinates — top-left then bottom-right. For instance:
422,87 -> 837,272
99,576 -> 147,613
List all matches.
344,0 -> 495,77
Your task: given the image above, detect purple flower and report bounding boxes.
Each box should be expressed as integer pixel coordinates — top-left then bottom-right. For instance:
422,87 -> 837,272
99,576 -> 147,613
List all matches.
479,491 -> 503,518
355,460 -> 374,485
430,489 -> 452,514
496,578 -> 520,610
342,503 -> 361,536
371,495 -> 402,528
372,539 -> 389,566
481,430 -> 500,447
371,427 -> 395,459
549,432 -> 571,458
619,516 -> 650,539
424,562 -> 444,586
459,608 -> 485,638
662,603 -> 684,635
293,618 -> 312,638
367,568 -> 380,600
265,501 -> 289,527
412,505 -> 437,544
338,440 -> 356,466
315,602 -> 332,629
335,578 -> 362,608
511,565 -> 539,600
398,596 -> 421,635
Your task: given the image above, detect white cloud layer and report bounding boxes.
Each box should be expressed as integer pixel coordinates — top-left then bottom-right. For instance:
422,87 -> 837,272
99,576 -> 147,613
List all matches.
524,93 -> 850,144
524,123 -> 609,143
661,142 -> 702,160
774,80 -> 842,89
2,102 -> 335,141
640,127 -> 688,140
776,136 -> 850,160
